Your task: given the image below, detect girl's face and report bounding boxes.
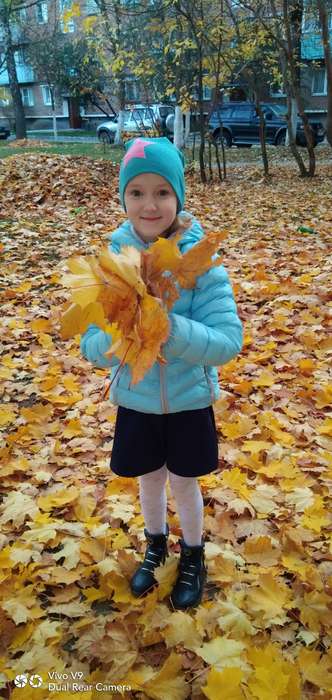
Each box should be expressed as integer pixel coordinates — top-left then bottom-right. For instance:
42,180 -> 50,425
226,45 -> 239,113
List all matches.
124,173 -> 178,243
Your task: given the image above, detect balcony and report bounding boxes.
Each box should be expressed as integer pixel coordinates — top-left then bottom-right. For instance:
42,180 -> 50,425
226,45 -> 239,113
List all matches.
16,65 -> 34,82
301,30 -> 332,60
0,64 -> 34,85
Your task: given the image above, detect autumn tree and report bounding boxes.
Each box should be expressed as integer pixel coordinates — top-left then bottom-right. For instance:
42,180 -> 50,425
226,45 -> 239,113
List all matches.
91,0 -> 137,145
0,0 -> 28,138
26,14 -> 111,138
238,0 -> 317,177
314,0 -> 332,146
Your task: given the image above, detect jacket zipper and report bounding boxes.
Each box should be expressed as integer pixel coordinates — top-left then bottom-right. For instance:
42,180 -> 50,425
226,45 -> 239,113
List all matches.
204,366 -> 215,403
159,363 -> 169,414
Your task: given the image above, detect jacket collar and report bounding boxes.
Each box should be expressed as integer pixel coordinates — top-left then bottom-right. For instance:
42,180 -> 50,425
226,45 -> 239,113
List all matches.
107,212 -> 204,254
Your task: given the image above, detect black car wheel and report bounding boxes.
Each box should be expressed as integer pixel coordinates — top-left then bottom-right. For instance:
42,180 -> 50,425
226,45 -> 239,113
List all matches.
275,130 -> 286,146
98,130 -> 113,144
214,129 -> 232,148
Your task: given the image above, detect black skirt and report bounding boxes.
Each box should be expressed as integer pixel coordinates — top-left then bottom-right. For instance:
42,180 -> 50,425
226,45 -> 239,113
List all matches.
110,405 -> 219,478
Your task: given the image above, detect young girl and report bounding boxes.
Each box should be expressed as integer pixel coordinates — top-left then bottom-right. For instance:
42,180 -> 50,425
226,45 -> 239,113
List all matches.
80,137 -> 243,610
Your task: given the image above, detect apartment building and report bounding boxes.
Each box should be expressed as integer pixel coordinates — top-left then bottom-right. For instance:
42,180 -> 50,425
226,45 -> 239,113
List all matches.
300,10 -> 332,126
0,0 -> 216,132
0,0 -> 117,130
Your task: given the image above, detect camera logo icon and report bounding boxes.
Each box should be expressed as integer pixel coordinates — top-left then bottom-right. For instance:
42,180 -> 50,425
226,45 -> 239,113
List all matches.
14,675 -> 28,688
29,675 -> 43,688
14,674 -> 43,689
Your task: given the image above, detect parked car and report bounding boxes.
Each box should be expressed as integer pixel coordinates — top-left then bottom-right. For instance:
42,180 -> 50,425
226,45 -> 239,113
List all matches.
97,104 -> 175,143
208,101 -> 326,148
0,125 -> 10,140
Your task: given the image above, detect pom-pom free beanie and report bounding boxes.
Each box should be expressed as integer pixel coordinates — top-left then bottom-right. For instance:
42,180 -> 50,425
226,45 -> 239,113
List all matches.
119,137 -> 185,214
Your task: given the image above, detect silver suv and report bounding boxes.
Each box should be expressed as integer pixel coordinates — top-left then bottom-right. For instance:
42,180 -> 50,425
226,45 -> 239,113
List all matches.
97,104 -> 175,143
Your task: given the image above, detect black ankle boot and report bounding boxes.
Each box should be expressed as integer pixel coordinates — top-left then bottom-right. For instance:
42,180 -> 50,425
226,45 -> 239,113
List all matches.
130,525 -> 169,597
170,538 -> 207,610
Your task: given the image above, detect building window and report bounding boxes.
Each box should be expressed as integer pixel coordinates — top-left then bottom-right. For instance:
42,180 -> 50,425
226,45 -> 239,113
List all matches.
19,8 -> 27,21
85,0 -> 99,13
60,0 -> 75,32
20,87 -> 34,106
312,68 -> 327,95
125,79 -> 139,101
41,84 -> 52,105
270,82 -> 286,97
0,89 -> 11,106
202,84 -> 212,100
15,48 -> 27,64
36,2 -> 48,23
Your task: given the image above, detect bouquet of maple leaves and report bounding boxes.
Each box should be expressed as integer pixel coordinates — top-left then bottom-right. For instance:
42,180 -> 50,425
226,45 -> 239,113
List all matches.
61,230 -> 226,385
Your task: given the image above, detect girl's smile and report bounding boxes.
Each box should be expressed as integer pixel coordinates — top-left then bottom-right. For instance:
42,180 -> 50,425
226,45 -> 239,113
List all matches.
124,173 -> 178,242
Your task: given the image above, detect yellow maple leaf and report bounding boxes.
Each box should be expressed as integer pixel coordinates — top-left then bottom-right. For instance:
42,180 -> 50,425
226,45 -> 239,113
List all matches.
0,492 -> 39,526
52,537 -> 80,569
175,230 -> 226,288
60,301 -> 109,340
62,255 -> 101,306
247,642 -> 301,699
163,611 -> 202,649
98,245 -> 146,296
0,405 -> 16,426
248,660 -> 291,699
202,667 -> 245,700
314,383 -> 332,408
216,600 -> 256,638
245,573 -> 293,626
62,418 -> 83,438
142,650 -> 188,700
301,495 -> 330,533
297,648 -> 332,691
154,555 -> 179,600
73,490 -> 97,521
37,487 -> 79,511
242,440 -> 273,455
221,415 -> 256,439
220,467 -> 251,499
193,636 -> 247,672
299,589 -> 332,632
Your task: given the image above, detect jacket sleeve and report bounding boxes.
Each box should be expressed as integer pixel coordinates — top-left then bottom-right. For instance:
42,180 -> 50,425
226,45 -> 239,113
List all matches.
161,260 -> 243,366
80,324 -> 119,369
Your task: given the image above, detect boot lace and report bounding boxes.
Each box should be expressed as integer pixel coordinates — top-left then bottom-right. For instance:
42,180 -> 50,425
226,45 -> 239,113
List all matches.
141,547 -> 164,573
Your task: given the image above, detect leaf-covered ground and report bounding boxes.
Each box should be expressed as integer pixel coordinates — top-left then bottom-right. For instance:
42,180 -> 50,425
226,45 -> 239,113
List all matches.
0,152 -> 331,700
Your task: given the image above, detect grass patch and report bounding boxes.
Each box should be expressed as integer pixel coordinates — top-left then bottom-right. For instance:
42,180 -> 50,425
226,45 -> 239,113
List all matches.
1,138 -> 330,168
0,141 -> 124,161
28,129 -> 96,138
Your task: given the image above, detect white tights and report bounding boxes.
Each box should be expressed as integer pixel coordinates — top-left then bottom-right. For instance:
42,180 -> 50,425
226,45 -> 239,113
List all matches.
138,464 -> 204,546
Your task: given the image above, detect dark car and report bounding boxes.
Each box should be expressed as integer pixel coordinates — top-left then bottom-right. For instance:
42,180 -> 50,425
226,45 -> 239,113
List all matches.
208,101 -> 326,148
0,125 -> 10,140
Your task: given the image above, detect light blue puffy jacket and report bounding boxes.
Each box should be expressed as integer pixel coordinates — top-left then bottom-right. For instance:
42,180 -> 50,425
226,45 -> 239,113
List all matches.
80,214 -> 243,414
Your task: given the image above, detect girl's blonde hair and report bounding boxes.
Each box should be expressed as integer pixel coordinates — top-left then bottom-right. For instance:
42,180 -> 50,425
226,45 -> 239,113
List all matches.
164,212 -> 193,238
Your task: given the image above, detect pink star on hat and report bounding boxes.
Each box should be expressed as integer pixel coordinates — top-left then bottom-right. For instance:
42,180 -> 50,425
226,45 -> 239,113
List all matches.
123,138 -> 155,167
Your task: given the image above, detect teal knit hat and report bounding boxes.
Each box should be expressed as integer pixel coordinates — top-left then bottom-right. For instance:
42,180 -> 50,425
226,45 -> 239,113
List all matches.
119,137 -> 185,214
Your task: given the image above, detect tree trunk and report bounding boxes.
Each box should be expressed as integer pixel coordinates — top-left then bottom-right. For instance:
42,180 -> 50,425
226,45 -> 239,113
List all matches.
198,55 -> 206,183
114,109 -> 124,146
184,110 -> 190,147
174,105 -> 184,149
282,0 -> 315,176
317,0 -> 332,146
114,78 -> 125,146
51,88 -> 57,139
285,97 -> 298,145
1,14 -> 26,139
255,98 -> 269,176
